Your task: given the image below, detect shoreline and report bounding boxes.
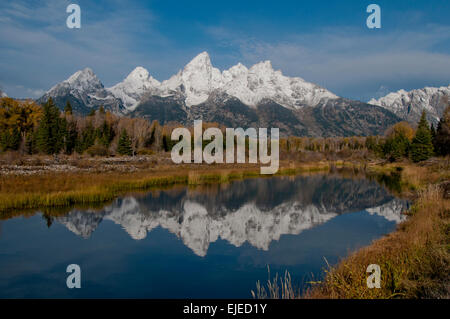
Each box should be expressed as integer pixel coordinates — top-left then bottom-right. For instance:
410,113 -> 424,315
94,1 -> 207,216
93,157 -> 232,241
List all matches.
0,156 -> 338,212
253,159 -> 450,299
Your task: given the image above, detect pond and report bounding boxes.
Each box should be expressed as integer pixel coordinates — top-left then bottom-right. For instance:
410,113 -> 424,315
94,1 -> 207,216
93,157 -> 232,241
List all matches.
0,173 -> 408,298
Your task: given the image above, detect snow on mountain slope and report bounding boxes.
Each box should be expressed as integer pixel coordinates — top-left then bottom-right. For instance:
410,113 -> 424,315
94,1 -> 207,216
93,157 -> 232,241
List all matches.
159,51 -> 224,106
158,52 -> 337,109
222,60 -> 337,109
39,67 -> 122,113
107,67 -> 161,112
368,85 -> 450,125
0,89 -> 7,97
48,67 -> 104,97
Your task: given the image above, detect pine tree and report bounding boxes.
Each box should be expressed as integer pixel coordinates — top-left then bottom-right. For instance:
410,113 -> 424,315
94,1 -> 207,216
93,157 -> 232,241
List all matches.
24,132 -> 36,154
410,111 -> 434,162
117,129 -> 132,156
36,98 -> 64,154
434,105 -> 450,156
76,123 -> 96,154
65,121 -> 78,154
9,127 -> 21,150
97,122 -> 115,146
64,101 -> 73,115
88,108 -> 96,116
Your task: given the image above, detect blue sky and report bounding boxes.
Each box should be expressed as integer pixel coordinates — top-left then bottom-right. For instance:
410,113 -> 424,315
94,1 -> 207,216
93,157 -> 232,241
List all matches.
0,0 -> 449,101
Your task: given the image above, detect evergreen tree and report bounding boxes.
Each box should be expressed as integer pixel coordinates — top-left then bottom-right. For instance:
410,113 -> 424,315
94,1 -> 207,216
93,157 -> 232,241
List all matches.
96,122 -> 115,147
410,111 -> 434,162
0,127 -> 21,151
117,129 -> 132,155
75,123 -> 96,154
434,105 -> 450,156
65,121 -> 78,154
64,101 -> 73,115
9,127 -> 21,150
99,105 -> 105,114
88,108 -> 96,116
430,123 -> 436,142
36,98 -> 65,154
24,132 -> 37,155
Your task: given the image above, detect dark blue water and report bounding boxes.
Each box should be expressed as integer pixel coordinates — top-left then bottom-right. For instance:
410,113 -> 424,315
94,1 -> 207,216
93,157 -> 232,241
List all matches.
0,174 -> 407,298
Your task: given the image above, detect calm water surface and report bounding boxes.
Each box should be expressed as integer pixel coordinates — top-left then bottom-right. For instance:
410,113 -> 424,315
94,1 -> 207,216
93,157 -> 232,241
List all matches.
0,174 -> 408,298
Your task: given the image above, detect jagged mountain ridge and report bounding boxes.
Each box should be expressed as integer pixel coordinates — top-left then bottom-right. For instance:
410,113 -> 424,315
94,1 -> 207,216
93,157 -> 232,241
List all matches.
37,68 -> 123,114
37,52 -> 403,136
369,85 -> 450,125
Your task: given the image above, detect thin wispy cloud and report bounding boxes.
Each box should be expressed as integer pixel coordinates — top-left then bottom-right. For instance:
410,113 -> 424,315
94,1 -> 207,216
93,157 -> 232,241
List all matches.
0,0 -> 179,98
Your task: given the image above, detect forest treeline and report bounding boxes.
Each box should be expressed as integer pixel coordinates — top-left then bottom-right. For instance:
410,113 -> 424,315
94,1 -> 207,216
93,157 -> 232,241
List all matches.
0,97 -> 449,162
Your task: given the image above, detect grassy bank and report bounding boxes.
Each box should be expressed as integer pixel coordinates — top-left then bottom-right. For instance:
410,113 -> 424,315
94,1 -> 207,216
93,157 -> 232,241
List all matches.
253,160 -> 450,299
0,160 -> 334,212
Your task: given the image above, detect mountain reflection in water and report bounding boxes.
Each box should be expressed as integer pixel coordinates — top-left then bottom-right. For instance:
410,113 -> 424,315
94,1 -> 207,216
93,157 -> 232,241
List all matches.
52,175 -> 408,257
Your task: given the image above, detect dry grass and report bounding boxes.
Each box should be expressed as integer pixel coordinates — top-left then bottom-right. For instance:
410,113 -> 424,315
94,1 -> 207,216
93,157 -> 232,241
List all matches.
251,267 -> 300,299
0,160 -> 333,212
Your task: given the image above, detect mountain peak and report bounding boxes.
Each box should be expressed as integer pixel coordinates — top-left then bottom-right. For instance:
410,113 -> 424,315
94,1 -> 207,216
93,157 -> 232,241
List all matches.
250,60 -> 274,73
107,67 -> 160,112
66,67 -> 101,88
127,66 -> 150,80
184,51 -> 213,70
369,84 -> 450,125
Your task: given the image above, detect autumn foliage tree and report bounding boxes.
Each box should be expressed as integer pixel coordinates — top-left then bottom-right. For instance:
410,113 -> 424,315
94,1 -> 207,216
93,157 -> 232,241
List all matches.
382,121 -> 414,161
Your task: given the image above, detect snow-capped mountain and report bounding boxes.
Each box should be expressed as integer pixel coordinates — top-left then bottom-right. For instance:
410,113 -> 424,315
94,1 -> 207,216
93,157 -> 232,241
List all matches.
0,89 -> 7,97
369,85 -> 450,125
37,52 -> 340,113
158,51 -> 337,109
108,66 -> 161,112
37,67 -> 123,114
37,52 -> 403,136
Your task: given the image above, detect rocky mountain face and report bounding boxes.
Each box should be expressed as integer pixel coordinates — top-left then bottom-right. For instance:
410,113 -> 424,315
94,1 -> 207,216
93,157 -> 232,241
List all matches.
38,52 -> 404,136
53,175 -> 408,256
37,68 -> 123,114
369,85 -> 450,126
